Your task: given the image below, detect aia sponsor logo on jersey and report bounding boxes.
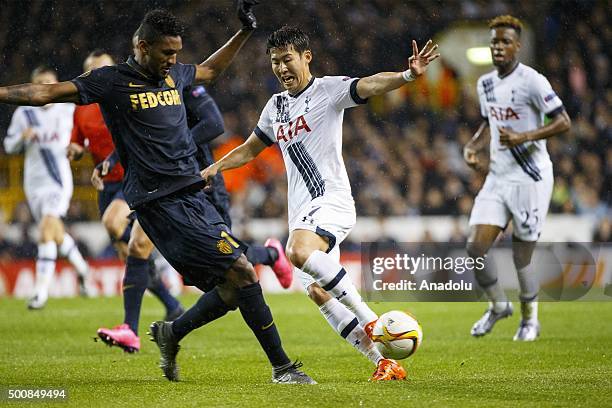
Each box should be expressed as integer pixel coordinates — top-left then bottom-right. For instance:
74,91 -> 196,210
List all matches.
489,106 -> 520,121
31,132 -> 59,144
276,115 -> 311,142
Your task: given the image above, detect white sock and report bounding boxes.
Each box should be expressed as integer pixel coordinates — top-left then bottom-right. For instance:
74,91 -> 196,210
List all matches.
516,264 -> 539,302
319,297 -> 382,365
59,233 -> 89,277
486,285 -> 509,313
303,250 -> 378,325
35,242 -> 57,301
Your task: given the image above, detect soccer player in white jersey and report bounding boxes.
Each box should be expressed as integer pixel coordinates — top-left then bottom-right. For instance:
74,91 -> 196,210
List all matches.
3,66 -> 91,310
463,16 -> 571,341
203,26 -> 439,380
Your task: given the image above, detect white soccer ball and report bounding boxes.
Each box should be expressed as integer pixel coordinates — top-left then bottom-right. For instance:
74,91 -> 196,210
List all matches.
371,310 -> 423,360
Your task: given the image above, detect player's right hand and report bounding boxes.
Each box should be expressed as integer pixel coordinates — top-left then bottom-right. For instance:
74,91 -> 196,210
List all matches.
236,0 -> 259,30
200,164 -> 218,187
91,161 -> 109,191
21,128 -> 36,142
463,145 -> 480,168
67,143 -> 84,161
91,168 -> 104,191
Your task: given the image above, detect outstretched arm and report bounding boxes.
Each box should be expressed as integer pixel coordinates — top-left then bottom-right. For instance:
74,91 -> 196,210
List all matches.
201,132 -> 267,183
0,81 -> 80,106
356,40 -> 440,100
194,0 -> 259,84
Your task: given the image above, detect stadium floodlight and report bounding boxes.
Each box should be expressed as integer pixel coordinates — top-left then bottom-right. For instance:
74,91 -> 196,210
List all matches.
466,47 -> 492,65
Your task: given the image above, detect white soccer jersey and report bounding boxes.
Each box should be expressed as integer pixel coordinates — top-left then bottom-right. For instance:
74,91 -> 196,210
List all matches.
477,63 -> 564,183
255,76 -> 366,225
4,103 -> 75,200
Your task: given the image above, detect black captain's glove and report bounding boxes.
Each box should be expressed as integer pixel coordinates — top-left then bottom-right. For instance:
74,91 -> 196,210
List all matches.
237,0 -> 259,30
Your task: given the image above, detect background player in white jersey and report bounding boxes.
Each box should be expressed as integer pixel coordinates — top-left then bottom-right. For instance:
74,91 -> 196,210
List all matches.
203,26 -> 439,380
3,66 -> 91,309
463,16 -> 571,341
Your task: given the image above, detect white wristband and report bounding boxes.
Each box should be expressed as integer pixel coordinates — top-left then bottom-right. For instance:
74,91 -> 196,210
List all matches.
402,69 -> 415,82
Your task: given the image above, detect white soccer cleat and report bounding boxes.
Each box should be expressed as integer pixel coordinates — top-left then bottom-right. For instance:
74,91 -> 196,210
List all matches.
471,302 -> 513,337
513,320 -> 540,341
27,294 -> 47,310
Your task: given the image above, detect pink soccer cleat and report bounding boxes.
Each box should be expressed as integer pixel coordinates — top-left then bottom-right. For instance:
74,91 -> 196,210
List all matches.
97,324 -> 140,353
265,238 -> 293,289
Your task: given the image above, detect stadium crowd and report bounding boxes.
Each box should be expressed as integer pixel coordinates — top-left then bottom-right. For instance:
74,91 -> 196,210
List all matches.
0,0 -> 609,258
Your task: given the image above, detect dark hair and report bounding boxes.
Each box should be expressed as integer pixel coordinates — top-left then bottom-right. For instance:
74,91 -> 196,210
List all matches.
489,15 -> 523,37
137,9 -> 185,44
30,65 -> 56,81
266,25 -> 310,54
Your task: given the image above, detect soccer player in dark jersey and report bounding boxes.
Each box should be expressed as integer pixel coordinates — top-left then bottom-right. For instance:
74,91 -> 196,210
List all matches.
87,39 -> 294,354
0,5 -> 314,384
68,50 -> 184,354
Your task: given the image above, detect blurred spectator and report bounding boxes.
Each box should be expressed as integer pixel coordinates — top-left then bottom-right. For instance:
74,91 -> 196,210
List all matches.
592,217 -> 611,243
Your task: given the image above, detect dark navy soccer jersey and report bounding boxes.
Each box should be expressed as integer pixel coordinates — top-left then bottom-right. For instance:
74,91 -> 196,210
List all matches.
71,56 -> 202,208
183,85 -> 231,225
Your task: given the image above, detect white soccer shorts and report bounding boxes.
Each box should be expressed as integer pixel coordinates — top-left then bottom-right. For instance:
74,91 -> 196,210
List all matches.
290,194 -> 356,289
469,168 -> 553,241
26,187 -> 72,222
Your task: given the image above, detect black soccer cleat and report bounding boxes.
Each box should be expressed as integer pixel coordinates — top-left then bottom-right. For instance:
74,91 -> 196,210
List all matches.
148,321 -> 180,382
272,361 -> 317,384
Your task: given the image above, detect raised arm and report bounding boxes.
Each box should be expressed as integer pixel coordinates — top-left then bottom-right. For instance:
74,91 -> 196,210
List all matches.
356,40 -> 440,100
194,0 -> 259,84
201,132 -> 267,183
0,81 -> 80,106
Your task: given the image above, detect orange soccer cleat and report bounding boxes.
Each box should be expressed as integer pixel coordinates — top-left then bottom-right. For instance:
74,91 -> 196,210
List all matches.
370,358 -> 407,381
364,319 -> 377,339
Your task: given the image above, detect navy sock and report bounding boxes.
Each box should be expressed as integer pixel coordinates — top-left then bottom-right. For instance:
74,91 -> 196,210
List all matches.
236,282 -> 290,367
122,256 -> 149,334
246,245 -> 278,266
171,288 -> 232,341
119,223 -> 133,245
146,258 -> 180,313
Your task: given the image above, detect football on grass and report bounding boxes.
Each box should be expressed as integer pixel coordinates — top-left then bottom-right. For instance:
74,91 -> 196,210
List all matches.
371,310 -> 423,360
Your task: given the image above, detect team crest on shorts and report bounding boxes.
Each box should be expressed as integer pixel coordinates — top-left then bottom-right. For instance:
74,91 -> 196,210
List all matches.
217,239 -> 233,254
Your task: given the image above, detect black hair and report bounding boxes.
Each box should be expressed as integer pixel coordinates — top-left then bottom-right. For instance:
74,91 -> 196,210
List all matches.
30,65 -> 57,81
137,9 -> 185,44
266,25 -> 310,54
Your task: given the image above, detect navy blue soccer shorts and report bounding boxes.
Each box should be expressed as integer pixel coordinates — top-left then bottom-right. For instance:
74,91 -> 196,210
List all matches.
135,187 -> 247,292
97,181 -> 125,215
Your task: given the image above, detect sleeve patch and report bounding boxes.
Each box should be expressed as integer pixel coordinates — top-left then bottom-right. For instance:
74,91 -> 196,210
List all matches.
544,92 -> 557,102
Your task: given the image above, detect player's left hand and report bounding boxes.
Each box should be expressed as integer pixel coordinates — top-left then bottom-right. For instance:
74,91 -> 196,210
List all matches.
499,126 -> 528,148
409,39 -> 440,77
237,0 -> 259,30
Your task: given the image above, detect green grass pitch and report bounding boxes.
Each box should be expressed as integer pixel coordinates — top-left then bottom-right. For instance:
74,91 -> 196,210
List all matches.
1,294 -> 611,407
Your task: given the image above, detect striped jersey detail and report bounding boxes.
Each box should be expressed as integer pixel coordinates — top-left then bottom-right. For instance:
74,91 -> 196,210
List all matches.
286,141 -> 325,199
510,145 -> 542,181
39,147 -> 64,187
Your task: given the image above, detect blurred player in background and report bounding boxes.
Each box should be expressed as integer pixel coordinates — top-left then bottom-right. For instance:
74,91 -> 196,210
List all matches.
203,26 -> 439,380
463,15 -> 571,341
67,50 -> 184,353
3,66 -> 91,310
